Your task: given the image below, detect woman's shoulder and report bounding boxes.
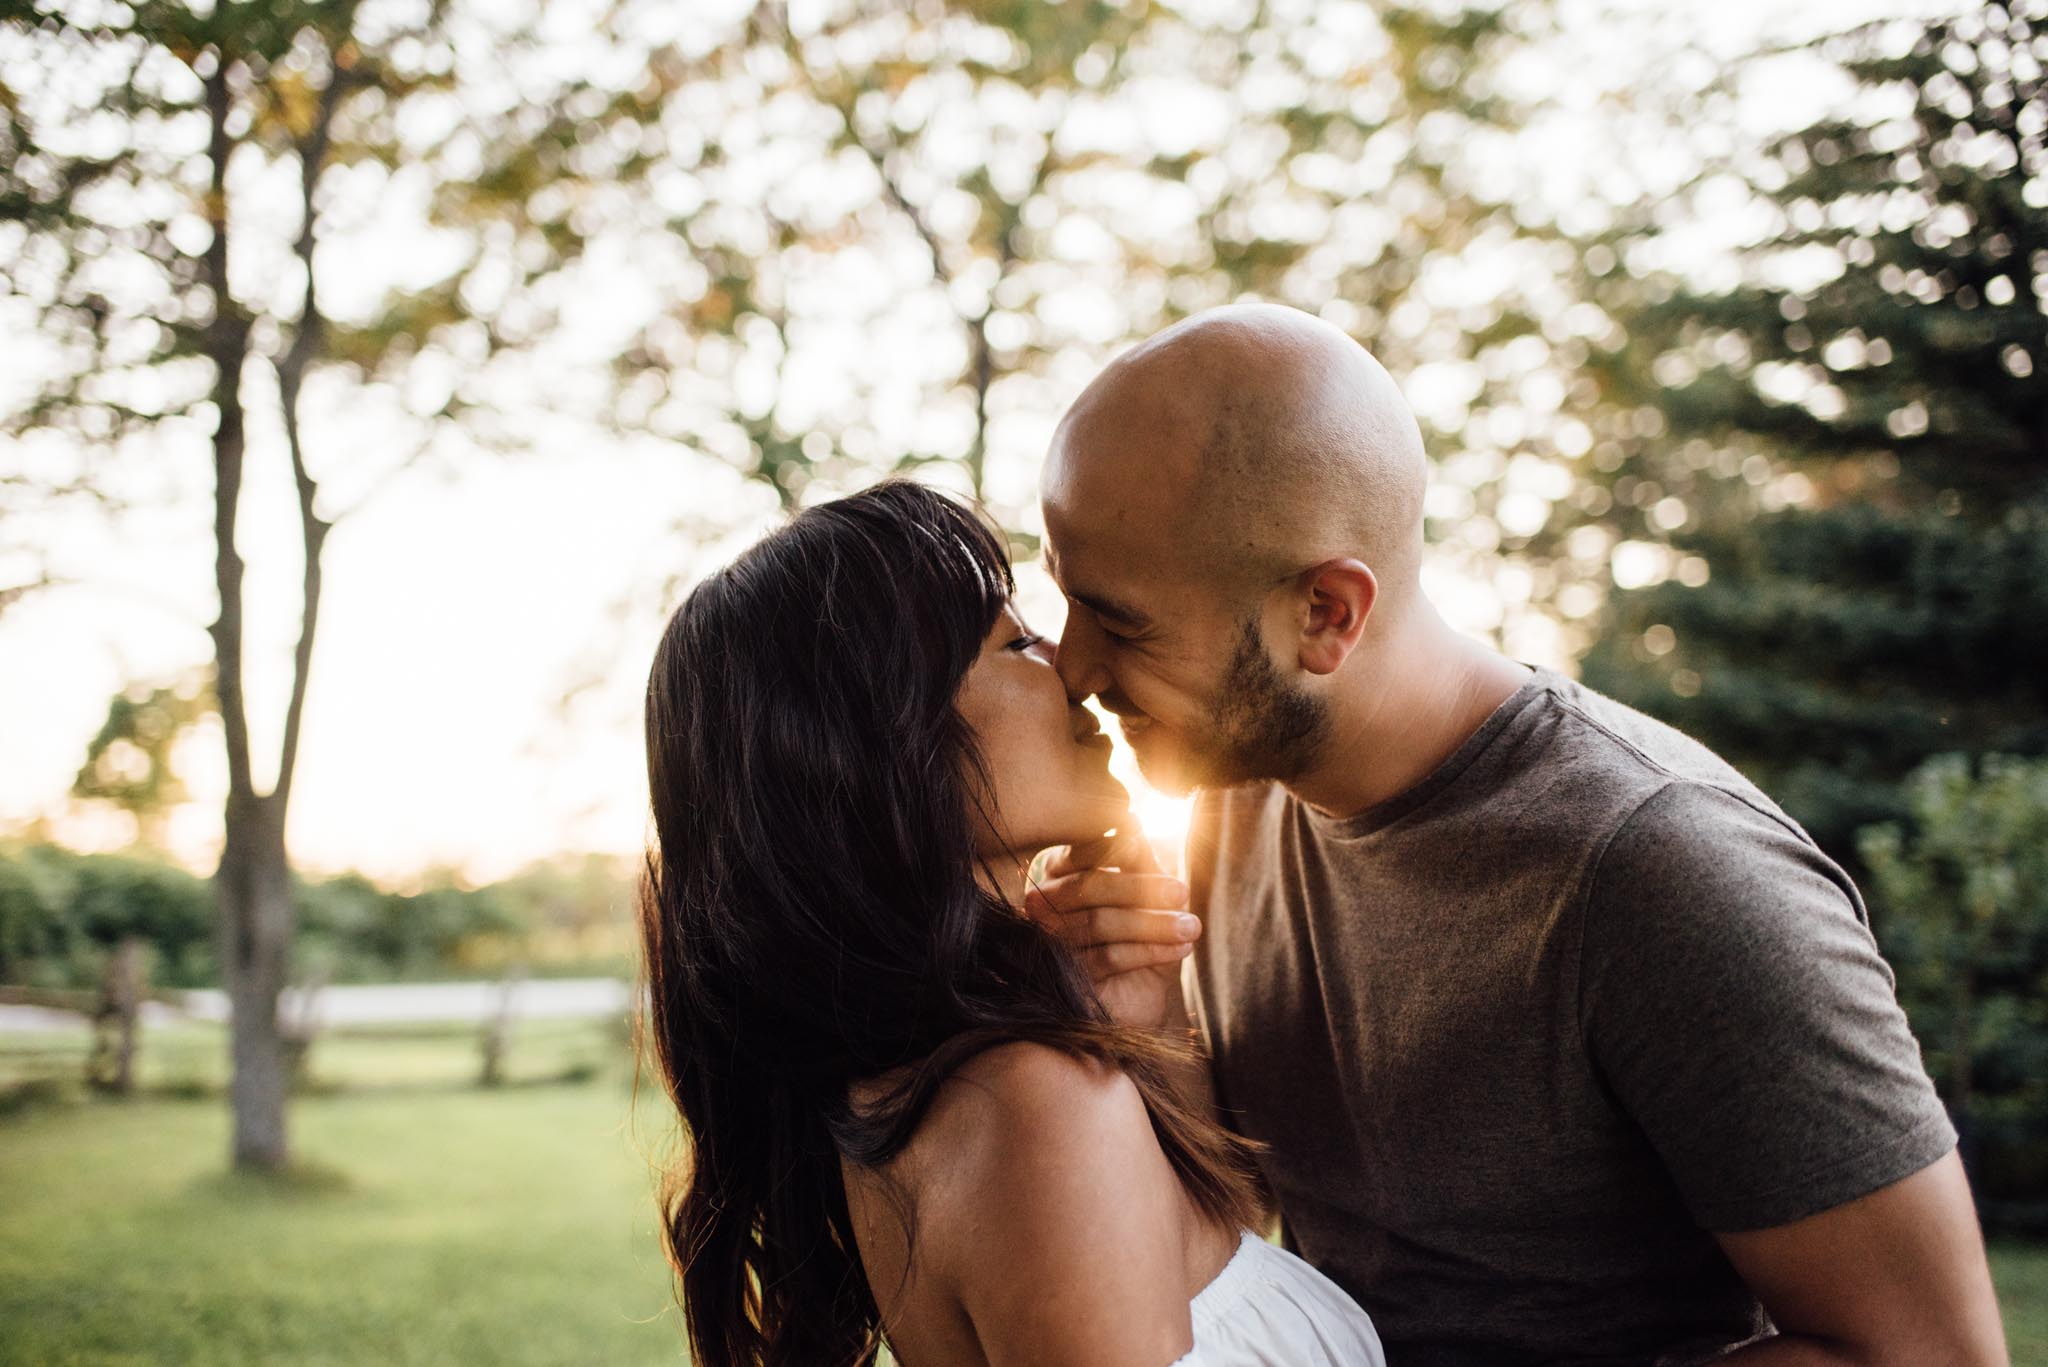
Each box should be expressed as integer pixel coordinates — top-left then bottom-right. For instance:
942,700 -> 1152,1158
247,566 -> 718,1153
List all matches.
950,1039 -> 1143,1127
886,1041 -> 1154,1206
883,1041 -> 1203,1364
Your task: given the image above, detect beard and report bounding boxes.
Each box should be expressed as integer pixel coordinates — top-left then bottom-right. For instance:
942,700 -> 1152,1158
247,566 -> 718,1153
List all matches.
1129,613 -> 1331,796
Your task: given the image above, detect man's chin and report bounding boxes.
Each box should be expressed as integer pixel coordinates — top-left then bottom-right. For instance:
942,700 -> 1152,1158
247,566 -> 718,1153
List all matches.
1129,734 -> 1203,798
1133,730 -> 1289,795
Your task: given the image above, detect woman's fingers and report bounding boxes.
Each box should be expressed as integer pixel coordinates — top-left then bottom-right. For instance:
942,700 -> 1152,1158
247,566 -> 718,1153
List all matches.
1048,904 -> 1202,951
1024,868 -> 1188,920
1023,865 -> 1201,985
1081,939 -> 1195,979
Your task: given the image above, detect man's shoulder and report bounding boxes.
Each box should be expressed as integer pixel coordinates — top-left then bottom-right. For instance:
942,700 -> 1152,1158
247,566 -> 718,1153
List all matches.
1529,671 -> 1816,842
1538,671 -> 1758,793
1188,668 -> 1817,871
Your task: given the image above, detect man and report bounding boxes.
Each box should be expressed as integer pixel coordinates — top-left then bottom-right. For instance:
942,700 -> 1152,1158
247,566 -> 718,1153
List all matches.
1026,302 -> 2008,1365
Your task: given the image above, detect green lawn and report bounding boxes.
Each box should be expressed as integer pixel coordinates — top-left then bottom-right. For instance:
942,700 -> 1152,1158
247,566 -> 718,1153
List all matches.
2,1044 -> 2045,1365
1998,1241 -> 2048,1366
0,1077 -> 686,1366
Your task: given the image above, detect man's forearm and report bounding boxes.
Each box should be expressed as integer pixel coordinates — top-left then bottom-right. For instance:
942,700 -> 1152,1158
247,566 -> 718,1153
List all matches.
1719,1335 -> 2002,1366
1710,1153 -> 2008,1367
1718,1335 -> 1887,1365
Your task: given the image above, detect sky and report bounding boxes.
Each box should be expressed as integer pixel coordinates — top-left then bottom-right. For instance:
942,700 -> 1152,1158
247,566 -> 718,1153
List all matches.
0,0 -> 1960,890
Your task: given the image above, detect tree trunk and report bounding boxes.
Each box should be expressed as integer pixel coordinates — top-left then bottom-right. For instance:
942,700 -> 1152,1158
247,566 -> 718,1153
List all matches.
217,790 -> 297,1168
201,53 -> 303,1174
200,40 -> 347,1172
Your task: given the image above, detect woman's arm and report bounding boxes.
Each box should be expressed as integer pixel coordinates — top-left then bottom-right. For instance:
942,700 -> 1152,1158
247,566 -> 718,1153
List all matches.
920,1041 -> 1203,1367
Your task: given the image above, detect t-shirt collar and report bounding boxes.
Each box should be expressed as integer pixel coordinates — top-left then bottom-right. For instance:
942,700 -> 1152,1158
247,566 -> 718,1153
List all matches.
1294,662 -> 1559,839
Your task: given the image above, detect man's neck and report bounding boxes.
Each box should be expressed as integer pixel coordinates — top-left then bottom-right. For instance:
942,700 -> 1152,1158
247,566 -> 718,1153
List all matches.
1285,613 -> 1534,822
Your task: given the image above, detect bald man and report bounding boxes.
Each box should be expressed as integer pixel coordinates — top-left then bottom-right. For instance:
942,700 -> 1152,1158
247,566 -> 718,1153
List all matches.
1027,304 -> 2006,1366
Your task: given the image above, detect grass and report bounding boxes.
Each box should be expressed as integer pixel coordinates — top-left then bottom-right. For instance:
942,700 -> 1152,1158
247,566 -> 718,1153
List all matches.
1996,1242 -> 2048,1366
0,1070 -> 686,1366
1,1024 -> 2045,1365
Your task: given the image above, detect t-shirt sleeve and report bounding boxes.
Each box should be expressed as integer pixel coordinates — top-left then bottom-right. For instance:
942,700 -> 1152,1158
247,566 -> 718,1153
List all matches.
1578,778 -> 1958,1233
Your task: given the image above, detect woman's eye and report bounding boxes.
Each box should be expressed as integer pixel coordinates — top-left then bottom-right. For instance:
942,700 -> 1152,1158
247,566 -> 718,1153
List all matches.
1007,633 -> 1048,652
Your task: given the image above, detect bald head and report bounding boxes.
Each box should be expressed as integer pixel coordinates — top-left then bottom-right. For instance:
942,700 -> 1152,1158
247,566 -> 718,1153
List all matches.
1044,303 -> 1428,615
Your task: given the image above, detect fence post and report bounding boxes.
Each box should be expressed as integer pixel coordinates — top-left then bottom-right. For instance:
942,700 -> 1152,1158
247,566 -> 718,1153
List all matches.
87,937 -> 146,1096
479,964 -> 526,1088
279,964 -> 331,1089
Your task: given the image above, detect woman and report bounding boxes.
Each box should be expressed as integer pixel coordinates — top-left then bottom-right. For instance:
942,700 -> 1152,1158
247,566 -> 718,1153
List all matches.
637,480 -> 1385,1367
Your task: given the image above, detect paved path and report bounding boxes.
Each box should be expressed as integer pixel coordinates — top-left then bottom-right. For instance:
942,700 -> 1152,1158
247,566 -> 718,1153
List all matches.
0,978 -> 635,1031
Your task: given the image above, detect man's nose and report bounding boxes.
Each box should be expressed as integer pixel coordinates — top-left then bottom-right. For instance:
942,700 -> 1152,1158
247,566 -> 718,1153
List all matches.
1054,613 -> 1111,704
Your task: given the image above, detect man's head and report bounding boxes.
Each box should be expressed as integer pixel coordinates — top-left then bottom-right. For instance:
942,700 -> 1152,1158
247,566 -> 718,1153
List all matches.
1040,302 -> 1429,794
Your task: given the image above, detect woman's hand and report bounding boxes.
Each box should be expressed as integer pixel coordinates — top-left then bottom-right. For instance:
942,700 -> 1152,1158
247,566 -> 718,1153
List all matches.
1024,824 -> 1202,1032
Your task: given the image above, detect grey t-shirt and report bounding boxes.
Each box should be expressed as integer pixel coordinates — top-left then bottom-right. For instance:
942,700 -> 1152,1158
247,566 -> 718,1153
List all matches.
1185,665 -> 1957,1367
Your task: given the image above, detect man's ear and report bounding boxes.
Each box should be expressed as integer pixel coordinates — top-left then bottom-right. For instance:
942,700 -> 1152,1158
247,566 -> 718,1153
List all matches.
1295,558 -> 1376,676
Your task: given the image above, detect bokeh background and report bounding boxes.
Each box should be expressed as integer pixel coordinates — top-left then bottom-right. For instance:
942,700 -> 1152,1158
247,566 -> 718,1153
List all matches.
3,0 -> 2046,1361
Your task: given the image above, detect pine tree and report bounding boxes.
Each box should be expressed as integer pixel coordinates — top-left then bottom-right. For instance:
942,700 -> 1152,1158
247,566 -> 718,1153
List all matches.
1579,4 -> 2048,868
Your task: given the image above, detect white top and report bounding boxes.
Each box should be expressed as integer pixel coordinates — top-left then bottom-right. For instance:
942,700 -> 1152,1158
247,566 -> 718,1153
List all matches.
1168,1228 -> 1387,1367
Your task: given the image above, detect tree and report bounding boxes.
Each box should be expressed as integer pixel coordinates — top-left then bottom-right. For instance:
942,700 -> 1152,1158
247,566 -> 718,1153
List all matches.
545,0 -> 1587,704
1579,4 -> 2048,866
0,0 -> 618,1168
69,669 -> 216,849
1860,753 -> 2048,1216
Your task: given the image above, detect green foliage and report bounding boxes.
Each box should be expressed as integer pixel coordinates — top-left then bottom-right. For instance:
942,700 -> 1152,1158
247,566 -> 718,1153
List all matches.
591,0 -> 1569,540
1584,497 -> 2048,858
0,842 -> 624,989
1585,4 -> 2048,865
294,872 -> 522,983
1859,754 -> 2048,1211
69,670 -> 217,846
0,0 -> 612,613
0,842 -> 213,988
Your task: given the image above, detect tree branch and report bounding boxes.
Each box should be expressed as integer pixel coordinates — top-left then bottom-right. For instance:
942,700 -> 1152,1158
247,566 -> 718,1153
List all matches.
272,39 -> 355,810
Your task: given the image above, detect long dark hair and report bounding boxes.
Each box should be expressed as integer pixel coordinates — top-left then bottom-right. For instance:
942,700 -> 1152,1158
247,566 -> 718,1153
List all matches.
637,480 -> 1265,1367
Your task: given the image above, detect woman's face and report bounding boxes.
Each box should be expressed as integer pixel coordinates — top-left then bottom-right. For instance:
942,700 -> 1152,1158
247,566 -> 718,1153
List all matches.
955,601 -> 1131,862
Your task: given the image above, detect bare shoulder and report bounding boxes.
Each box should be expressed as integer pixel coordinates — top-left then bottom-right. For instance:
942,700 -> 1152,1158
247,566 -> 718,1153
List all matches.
899,1041 -> 1196,1365
907,1041 -> 1157,1210
949,1040 -> 1146,1132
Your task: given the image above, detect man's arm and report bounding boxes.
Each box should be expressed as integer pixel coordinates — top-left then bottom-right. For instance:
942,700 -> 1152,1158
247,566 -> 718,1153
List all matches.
1582,780 -> 2004,1364
1710,1149 -> 2006,1365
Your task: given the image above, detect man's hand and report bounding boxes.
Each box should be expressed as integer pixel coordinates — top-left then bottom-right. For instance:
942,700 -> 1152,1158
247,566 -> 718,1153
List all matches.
1023,825 -> 1202,1031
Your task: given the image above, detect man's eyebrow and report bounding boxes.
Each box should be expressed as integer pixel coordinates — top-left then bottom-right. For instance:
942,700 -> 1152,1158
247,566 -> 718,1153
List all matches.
1072,590 -> 1150,630
1041,547 -> 1149,628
